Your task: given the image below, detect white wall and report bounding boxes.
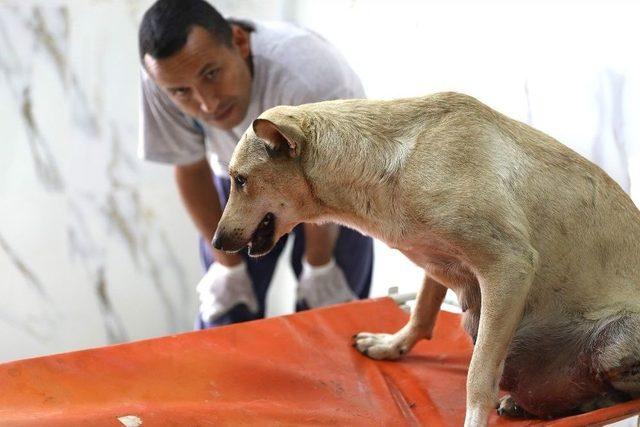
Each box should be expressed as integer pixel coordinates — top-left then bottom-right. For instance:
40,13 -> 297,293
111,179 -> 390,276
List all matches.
1,0 -> 638,362
0,1 -> 198,361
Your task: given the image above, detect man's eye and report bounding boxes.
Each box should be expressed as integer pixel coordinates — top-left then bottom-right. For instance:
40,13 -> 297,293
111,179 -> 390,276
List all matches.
171,88 -> 190,98
205,69 -> 220,80
235,175 -> 247,188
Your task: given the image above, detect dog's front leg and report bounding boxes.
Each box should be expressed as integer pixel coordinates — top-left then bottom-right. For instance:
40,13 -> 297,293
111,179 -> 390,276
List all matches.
353,275 -> 447,359
464,253 -> 536,427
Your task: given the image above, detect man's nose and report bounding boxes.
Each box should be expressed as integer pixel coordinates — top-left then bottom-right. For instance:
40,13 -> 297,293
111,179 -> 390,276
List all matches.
194,88 -> 219,113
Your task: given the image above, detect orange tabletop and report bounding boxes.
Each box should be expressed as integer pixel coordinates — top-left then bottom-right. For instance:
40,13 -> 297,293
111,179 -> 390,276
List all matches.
0,297 -> 639,426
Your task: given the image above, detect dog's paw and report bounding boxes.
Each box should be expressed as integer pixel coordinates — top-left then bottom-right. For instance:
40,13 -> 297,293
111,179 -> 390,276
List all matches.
351,332 -> 409,360
496,395 -> 527,418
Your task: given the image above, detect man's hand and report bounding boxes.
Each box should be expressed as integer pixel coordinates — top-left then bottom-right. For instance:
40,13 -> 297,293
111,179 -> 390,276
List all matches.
297,258 -> 357,308
299,223 -> 356,307
196,262 -> 258,322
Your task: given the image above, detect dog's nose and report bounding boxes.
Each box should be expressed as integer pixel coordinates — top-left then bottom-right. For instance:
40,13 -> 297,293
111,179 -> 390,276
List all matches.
212,231 -> 226,251
212,226 -> 247,253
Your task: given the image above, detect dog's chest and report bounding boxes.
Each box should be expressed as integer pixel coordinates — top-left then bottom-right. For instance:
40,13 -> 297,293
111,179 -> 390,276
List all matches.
398,246 -> 442,269
395,243 -> 474,288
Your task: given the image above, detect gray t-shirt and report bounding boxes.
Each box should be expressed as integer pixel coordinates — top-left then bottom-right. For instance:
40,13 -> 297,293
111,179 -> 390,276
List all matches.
139,20 -> 365,177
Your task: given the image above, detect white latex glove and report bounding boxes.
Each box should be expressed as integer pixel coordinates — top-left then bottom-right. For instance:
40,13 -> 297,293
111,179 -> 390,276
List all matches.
196,262 -> 258,322
297,258 -> 358,308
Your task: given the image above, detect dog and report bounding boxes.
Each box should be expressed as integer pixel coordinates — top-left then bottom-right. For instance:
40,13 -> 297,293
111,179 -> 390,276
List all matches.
212,92 -> 640,426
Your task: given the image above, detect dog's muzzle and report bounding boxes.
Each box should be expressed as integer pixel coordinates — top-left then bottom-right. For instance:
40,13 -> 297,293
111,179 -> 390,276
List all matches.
248,212 -> 276,256
213,213 -> 277,256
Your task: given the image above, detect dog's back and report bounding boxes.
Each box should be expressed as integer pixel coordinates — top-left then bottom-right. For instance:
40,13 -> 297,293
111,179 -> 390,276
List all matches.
297,92 -> 640,311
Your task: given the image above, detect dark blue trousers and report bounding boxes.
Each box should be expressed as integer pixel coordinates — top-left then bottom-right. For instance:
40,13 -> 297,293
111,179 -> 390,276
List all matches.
197,176 -> 373,328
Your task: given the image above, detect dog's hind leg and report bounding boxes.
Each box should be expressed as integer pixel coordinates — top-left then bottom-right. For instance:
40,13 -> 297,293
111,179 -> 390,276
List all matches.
593,314 -> 640,401
603,362 -> 640,398
496,395 -> 533,418
352,275 -> 447,360
499,313 -> 640,418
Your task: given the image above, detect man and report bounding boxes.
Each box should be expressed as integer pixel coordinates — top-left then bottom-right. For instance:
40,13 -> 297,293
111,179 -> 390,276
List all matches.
138,0 -> 373,328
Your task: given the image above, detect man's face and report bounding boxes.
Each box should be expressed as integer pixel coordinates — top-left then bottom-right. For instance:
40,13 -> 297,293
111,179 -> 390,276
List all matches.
144,25 -> 252,130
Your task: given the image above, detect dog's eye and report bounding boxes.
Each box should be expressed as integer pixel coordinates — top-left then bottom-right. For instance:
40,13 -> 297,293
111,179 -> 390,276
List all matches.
234,175 -> 247,188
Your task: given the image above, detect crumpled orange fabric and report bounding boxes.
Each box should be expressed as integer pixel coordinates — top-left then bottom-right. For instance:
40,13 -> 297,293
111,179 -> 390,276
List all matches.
1,297 -> 639,426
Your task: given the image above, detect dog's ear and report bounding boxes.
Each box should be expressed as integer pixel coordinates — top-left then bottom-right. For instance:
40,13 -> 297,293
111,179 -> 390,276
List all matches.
252,116 -> 304,158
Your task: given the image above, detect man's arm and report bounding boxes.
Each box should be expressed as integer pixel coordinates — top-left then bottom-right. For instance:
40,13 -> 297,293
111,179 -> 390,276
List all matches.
174,158 -> 242,267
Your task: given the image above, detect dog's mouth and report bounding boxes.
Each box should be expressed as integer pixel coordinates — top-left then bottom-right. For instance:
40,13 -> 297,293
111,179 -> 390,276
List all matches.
248,212 -> 276,256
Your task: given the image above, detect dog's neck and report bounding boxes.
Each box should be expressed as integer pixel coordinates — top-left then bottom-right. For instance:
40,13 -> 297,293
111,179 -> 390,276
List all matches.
298,101 -> 429,243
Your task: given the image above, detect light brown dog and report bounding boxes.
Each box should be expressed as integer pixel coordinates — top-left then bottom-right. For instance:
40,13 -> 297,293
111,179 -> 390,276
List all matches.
213,92 -> 640,426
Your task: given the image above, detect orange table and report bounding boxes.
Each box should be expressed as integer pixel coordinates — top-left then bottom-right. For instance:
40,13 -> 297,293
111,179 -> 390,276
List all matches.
1,298 -> 639,426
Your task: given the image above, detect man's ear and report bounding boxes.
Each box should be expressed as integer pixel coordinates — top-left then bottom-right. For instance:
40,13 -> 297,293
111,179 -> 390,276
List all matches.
231,24 -> 250,60
252,116 -> 305,158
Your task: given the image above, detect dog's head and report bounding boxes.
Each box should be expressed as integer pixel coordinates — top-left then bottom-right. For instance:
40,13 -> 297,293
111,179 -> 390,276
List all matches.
212,106 -> 317,257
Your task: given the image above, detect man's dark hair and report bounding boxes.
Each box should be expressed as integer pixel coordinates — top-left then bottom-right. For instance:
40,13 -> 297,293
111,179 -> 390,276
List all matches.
138,0 -> 233,62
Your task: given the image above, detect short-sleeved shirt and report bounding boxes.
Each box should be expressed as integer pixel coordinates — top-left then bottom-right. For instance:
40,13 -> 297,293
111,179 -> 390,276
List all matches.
139,20 -> 365,178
